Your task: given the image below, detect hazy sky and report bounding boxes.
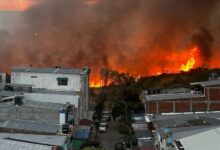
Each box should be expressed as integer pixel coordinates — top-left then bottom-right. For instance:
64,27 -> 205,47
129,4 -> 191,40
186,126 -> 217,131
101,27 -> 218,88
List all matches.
0,0 -> 220,79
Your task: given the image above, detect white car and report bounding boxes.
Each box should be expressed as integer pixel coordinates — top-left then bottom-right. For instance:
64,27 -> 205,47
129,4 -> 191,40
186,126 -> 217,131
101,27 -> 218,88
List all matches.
99,123 -> 107,132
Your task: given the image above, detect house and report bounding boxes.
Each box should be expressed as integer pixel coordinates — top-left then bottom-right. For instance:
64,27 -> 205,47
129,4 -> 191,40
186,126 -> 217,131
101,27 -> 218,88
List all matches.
152,113 -> 220,150
141,79 -> 220,114
6,66 -> 90,124
0,98 -> 75,124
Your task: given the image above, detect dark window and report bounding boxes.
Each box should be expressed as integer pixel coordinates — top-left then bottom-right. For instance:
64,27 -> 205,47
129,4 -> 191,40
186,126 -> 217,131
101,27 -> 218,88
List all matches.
57,77 -> 68,86
0,75 -> 2,83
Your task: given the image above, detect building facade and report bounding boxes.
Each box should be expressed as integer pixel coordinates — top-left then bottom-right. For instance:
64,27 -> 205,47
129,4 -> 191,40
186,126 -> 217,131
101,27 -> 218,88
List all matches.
141,79 -> 220,114
10,66 -> 90,122
0,73 -> 6,90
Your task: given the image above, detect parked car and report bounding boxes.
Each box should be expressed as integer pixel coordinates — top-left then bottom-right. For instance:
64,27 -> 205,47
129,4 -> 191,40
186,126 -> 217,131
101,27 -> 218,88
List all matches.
99,123 -> 107,132
100,118 -> 108,128
115,143 -> 125,150
62,124 -> 69,134
102,111 -> 111,121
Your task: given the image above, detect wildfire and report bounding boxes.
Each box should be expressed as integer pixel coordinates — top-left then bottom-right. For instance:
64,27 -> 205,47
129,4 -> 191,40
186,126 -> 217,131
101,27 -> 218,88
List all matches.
90,81 -> 103,88
180,47 -> 199,72
89,47 -> 201,87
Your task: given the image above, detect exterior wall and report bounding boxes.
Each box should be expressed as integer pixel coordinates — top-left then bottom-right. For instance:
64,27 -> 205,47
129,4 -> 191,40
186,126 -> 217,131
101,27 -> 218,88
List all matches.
210,103 -> 220,111
11,72 -> 81,91
192,102 -> 207,111
145,86 -> 220,114
146,98 -> 215,114
24,92 -> 79,106
80,74 -> 89,119
175,101 -> 190,112
0,73 -> 6,90
207,88 -> 220,101
205,87 -> 220,111
11,68 -> 90,121
148,101 -> 157,114
158,101 -> 173,113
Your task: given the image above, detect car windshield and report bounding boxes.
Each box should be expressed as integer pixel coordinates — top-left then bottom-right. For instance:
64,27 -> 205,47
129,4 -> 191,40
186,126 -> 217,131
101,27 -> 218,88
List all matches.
101,118 -> 108,121
100,124 -> 106,127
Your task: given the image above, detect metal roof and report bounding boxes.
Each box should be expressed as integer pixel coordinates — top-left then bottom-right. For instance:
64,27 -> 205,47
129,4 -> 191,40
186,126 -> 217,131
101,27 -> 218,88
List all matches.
0,139 -> 52,150
0,133 -> 67,146
154,112 -> 220,121
32,89 -> 78,95
23,100 -> 65,111
156,115 -> 220,128
135,130 -> 152,138
73,126 -> 91,140
156,115 -> 199,128
144,93 -> 204,101
180,127 -> 220,150
0,91 -> 22,98
12,66 -> 90,75
161,88 -> 191,94
190,79 -> 220,87
173,126 -> 216,139
0,99 -> 66,111
0,120 -> 61,134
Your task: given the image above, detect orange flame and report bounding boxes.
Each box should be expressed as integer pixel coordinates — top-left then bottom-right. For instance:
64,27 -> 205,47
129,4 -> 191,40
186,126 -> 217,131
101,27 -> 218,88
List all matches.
90,81 -> 103,88
89,46 -> 201,87
180,47 -> 198,72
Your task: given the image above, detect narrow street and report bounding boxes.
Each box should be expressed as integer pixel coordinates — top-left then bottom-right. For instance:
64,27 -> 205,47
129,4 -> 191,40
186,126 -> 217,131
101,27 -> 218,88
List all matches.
97,119 -> 123,150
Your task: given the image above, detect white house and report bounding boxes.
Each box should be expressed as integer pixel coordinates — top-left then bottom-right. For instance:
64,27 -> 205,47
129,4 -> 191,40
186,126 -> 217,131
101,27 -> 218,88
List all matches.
10,66 -> 90,123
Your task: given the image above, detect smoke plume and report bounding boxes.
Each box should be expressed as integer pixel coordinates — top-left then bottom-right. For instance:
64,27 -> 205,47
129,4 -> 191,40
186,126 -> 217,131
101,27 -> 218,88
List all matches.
0,0 -> 220,80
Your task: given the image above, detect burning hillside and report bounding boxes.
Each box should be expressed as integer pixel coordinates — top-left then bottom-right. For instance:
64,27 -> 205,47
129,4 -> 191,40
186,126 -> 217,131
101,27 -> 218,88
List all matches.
0,0 -> 220,87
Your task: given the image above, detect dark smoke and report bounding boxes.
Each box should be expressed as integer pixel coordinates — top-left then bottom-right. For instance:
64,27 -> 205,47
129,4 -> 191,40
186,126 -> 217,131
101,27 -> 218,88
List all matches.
192,27 -> 214,64
0,0 -> 220,76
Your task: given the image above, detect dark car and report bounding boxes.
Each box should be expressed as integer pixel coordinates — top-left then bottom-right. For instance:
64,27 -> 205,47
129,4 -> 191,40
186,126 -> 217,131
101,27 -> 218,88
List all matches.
115,143 -> 125,150
102,111 -> 111,121
62,124 -> 69,134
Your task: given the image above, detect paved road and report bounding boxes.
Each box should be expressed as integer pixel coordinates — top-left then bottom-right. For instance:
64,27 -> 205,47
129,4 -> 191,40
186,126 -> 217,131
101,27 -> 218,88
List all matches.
97,119 -> 124,150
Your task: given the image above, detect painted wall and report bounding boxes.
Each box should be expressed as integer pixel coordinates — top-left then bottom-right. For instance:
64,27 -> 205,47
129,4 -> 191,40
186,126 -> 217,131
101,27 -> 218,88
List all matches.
11,72 -> 81,91
0,73 -> 6,90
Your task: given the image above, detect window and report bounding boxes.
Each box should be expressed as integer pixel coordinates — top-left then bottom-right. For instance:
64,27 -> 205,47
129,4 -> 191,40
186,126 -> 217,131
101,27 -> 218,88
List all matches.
57,77 -> 68,86
0,75 -> 2,83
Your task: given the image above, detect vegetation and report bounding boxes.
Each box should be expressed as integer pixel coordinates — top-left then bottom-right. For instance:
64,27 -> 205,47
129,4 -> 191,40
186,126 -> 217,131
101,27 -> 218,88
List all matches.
91,67 -> 220,120
81,141 -> 104,150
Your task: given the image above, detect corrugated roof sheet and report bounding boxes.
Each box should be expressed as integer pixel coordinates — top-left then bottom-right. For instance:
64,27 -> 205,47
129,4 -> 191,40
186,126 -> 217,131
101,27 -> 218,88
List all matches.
0,139 -> 52,150
12,67 -> 89,75
0,120 -> 61,134
190,79 -> 220,87
0,133 -> 67,146
180,127 -> 220,150
144,93 -> 204,101
0,91 -> 21,98
154,112 -> 220,121
0,99 -> 65,111
23,100 -> 65,111
73,126 -> 91,140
